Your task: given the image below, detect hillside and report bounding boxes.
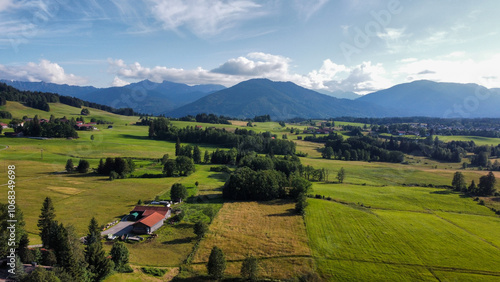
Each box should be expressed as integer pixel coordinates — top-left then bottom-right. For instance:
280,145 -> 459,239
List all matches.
358,80 -> 500,118
167,78 -> 391,120
0,79 -> 225,115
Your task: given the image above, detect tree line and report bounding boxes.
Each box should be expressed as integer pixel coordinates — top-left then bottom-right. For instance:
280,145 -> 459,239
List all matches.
310,133 -> 405,163
148,117 -> 296,155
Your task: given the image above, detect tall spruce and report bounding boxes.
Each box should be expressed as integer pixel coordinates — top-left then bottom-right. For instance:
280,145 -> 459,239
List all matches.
85,217 -> 112,281
38,197 -> 56,248
193,145 -> 202,164
175,137 -> 181,156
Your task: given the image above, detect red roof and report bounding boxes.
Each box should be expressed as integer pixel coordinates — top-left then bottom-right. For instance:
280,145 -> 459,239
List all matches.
133,212 -> 164,228
132,206 -> 170,217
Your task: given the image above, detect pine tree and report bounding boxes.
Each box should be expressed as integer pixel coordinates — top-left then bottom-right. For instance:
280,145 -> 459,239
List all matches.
207,246 -> 226,280
85,217 -> 112,281
204,150 -> 210,164
194,221 -> 208,239
65,159 -> 74,173
193,145 -> 202,164
38,197 -> 56,248
175,137 -> 181,156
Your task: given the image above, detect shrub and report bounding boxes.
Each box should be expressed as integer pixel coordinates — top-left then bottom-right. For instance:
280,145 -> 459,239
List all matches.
142,267 -> 167,277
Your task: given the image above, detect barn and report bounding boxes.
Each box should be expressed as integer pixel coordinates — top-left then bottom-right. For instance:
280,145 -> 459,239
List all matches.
130,206 -> 171,234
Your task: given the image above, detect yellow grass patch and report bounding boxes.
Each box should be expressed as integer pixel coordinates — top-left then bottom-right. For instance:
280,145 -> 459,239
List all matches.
192,200 -> 314,279
47,186 -> 82,196
228,120 -> 248,127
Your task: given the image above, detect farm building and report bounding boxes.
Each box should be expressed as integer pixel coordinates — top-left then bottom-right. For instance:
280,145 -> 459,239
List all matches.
130,206 -> 171,234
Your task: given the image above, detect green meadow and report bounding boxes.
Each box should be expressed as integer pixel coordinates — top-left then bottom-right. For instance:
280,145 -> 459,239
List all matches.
1,101 -> 499,281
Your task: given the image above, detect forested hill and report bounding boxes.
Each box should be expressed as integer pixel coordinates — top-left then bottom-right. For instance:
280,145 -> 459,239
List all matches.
0,82 -> 138,116
166,78 -> 392,120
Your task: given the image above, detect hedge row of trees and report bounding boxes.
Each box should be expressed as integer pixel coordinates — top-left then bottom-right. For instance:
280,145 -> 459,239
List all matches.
314,133 -> 404,163
97,157 -> 136,179
149,117 -> 296,155
452,171 -> 497,196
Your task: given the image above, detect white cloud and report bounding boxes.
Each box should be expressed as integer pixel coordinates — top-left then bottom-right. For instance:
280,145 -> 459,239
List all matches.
0,0 -> 13,12
111,76 -> 130,87
397,54 -> 500,88
146,0 -> 263,36
0,59 -> 87,85
211,52 -> 291,77
293,0 -> 329,21
109,54 -> 395,94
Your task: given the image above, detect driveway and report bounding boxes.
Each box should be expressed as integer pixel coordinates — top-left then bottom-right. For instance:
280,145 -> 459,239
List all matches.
101,221 -> 134,237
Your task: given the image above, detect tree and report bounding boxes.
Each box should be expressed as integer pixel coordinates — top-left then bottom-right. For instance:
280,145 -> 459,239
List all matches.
81,108 -> 90,115
170,183 -> 188,202
467,180 -> 478,195
322,147 -> 334,159
65,159 -> 74,173
85,217 -> 112,281
194,221 -> 208,239
175,137 -> 181,156
22,266 -> 60,282
163,159 -> 176,177
90,134 -> 94,141
176,156 -> 195,176
38,197 -> 56,248
18,233 -> 33,263
207,246 -> 226,280
241,255 -> 258,281
295,193 -> 308,216
110,242 -> 129,272
451,171 -> 466,192
193,145 -> 202,164
161,154 -> 169,165
478,171 -> 496,196
76,159 -> 90,173
337,167 -> 346,183
97,159 -> 105,174
204,150 -> 210,163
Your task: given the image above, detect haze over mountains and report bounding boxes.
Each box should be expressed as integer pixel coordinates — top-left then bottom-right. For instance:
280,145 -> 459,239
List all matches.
2,78 -> 500,119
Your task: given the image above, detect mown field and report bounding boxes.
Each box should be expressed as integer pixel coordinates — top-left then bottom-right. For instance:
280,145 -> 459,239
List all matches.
1,101 -> 499,281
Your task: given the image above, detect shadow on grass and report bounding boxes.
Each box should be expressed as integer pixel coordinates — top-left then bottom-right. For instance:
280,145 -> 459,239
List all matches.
268,208 -> 297,217
118,134 -> 150,140
162,237 -> 195,245
208,173 -> 229,181
430,190 -> 454,195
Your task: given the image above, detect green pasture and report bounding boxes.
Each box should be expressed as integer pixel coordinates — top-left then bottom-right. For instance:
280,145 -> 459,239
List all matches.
306,199 -> 500,281
436,135 -> 500,146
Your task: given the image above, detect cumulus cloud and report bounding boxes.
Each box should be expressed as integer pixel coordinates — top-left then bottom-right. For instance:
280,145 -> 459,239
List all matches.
0,59 -> 87,85
146,0 -> 262,36
397,54 -> 500,88
211,52 -> 291,77
109,53 -> 394,94
111,76 -> 130,87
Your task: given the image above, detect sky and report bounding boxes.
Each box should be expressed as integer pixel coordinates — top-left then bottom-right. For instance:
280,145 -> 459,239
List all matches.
0,0 -> 499,94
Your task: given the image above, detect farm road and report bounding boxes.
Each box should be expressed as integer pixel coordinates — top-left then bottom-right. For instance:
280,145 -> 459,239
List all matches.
101,221 -> 134,237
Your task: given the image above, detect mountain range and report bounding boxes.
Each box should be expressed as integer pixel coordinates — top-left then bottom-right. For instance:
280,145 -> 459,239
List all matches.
2,78 -> 500,119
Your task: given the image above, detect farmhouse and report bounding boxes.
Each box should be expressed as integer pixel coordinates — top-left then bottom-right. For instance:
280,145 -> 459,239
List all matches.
131,206 -> 171,234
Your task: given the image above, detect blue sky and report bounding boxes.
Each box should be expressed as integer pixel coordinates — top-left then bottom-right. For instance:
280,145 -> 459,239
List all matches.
0,0 -> 499,94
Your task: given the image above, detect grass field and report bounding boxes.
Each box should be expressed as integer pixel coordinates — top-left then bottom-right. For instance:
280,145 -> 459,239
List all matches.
190,200 -> 314,280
